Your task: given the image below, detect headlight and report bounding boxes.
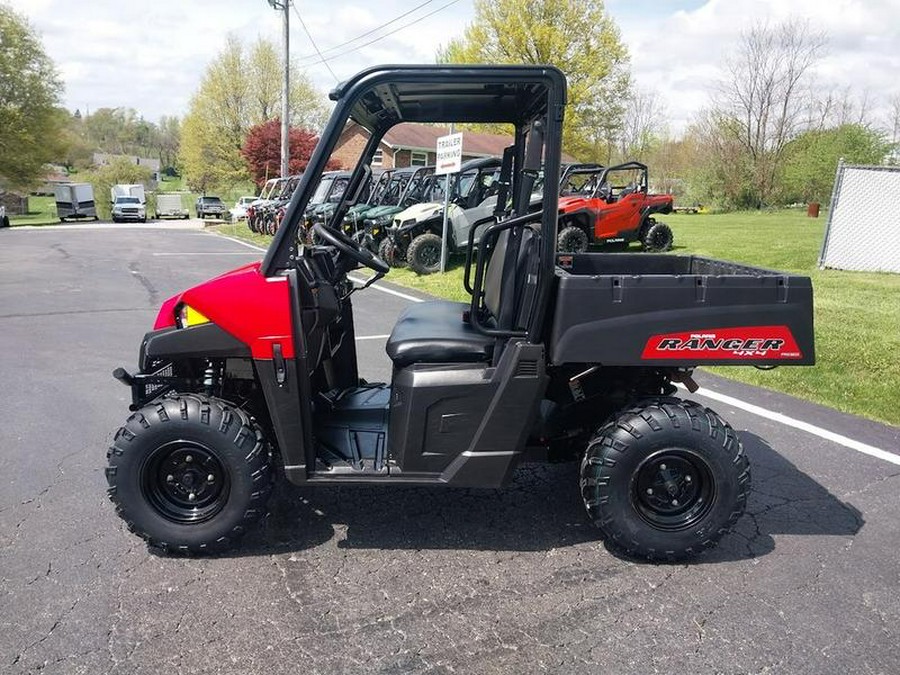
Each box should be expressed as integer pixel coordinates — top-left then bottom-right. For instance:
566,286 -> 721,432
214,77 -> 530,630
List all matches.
400,218 -> 416,228
176,304 -> 210,328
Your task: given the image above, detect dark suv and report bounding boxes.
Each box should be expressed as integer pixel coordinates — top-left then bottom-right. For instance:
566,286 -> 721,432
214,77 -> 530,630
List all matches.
196,196 -> 225,219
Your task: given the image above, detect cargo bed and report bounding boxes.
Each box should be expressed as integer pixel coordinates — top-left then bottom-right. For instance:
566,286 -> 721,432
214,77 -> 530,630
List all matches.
550,253 -> 815,366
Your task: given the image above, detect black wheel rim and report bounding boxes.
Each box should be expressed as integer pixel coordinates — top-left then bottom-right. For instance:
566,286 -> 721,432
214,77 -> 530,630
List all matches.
631,449 -> 715,531
142,441 -> 230,524
649,227 -> 670,250
419,242 -> 440,269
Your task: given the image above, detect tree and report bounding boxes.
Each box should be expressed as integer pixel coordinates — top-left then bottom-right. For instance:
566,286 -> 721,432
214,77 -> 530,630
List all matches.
155,115 -> 181,172
644,131 -> 703,201
438,0 -> 631,161
887,93 -> 900,163
781,124 -> 890,204
241,119 -> 338,188
180,35 -> 328,192
0,4 -> 66,190
713,19 -> 826,207
617,89 -> 663,163
691,110 -> 756,209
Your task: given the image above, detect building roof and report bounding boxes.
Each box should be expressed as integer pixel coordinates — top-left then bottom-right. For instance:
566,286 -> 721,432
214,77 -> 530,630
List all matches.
93,152 -> 161,172
338,122 -> 574,162
381,123 -> 515,157
340,121 -> 578,162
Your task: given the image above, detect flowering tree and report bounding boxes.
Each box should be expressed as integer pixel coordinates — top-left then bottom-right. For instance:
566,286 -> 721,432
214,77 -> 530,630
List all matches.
241,119 -> 339,188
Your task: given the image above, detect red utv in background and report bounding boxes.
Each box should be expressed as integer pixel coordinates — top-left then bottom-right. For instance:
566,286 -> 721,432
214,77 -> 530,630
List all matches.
557,161 -> 674,253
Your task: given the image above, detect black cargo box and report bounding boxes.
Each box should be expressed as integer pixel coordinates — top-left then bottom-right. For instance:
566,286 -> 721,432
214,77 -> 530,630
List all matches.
550,253 -> 815,367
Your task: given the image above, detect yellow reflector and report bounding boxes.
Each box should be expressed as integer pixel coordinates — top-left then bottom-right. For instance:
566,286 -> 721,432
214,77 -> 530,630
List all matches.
183,305 -> 210,327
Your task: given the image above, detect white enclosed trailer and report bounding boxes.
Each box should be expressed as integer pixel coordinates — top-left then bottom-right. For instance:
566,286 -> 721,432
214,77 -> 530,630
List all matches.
55,183 -> 98,221
155,193 -> 188,219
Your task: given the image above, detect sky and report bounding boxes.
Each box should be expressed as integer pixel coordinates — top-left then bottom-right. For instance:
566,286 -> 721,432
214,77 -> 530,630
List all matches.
7,0 -> 900,135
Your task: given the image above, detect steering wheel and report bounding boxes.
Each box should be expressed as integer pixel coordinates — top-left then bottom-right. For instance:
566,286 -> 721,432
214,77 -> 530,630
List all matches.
312,222 -> 389,274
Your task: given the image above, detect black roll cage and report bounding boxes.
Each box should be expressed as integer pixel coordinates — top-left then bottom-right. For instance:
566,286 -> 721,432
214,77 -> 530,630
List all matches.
589,161 -> 649,200
263,64 -> 567,343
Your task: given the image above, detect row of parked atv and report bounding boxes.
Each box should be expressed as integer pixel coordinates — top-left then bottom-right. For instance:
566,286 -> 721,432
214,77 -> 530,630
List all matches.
249,159 -> 675,275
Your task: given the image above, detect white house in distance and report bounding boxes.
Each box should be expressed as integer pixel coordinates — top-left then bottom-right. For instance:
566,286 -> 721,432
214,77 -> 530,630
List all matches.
92,153 -> 161,186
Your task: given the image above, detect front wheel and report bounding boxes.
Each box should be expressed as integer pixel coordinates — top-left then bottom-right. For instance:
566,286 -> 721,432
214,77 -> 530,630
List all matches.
557,225 -> 589,253
641,220 -> 673,252
379,237 -> 405,268
407,232 -> 443,275
580,397 -> 749,561
106,394 -> 274,554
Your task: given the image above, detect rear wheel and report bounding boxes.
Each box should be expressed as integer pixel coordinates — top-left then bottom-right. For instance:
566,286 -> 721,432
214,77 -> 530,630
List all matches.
580,397 -> 749,561
407,232 -> 443,275
557,225 -> 589,253
641,219 -> 673,252
106,394 -> 274,554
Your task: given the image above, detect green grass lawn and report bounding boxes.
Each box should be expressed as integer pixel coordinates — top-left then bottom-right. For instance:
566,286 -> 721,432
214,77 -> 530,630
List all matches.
9,195 -> 59,226
214,210 -> 900,426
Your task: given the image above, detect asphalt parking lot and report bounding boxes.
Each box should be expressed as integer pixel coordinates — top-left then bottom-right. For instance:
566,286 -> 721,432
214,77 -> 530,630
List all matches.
1,224 -> 898,674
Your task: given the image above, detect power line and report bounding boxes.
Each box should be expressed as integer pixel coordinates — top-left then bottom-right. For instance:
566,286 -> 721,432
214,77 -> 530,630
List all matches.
295,0 -> 460,66
291,2 -> 340,83
293,0 -> 437,61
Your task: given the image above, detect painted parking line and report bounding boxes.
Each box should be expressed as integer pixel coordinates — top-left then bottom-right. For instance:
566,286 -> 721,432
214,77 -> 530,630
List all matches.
213,234 -> 268,251
682,385 -> 900,467
214,232 -> 898,467
355,334 -> 391,341
347,275 -> 425,303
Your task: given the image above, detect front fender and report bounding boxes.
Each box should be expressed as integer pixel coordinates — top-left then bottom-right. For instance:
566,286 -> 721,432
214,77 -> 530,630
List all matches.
140,323 -> 251,371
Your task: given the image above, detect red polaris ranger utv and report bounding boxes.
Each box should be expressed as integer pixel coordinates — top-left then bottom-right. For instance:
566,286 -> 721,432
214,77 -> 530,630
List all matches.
107,65 -> 815,561
557,161 -> 674,253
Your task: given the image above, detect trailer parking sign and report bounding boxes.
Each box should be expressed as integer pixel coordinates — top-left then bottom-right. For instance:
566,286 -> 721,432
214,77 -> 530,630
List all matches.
435,132 -> 463,175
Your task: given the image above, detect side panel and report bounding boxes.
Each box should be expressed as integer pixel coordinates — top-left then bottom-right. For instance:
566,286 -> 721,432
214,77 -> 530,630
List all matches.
257,358 -> 307,479
388,342 -> 547,487
595,193 -> 643,239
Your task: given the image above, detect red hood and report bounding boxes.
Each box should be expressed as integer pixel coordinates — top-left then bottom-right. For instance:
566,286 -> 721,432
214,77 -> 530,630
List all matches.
557,195 -> 593,212
153,261 -> 294,359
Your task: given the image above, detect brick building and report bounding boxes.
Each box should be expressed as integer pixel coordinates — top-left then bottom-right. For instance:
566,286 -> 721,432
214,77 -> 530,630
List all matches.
332,123 -> 518,170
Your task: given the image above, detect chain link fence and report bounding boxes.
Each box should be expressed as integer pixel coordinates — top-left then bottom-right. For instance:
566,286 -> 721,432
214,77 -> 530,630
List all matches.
819,162 -> 900,273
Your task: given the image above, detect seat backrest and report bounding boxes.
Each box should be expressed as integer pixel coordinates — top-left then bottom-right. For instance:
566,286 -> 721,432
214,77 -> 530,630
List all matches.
482,225 -> 539,332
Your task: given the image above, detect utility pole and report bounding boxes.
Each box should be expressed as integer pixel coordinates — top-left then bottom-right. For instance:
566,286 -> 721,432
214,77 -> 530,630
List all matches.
268,0 -> 290,177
